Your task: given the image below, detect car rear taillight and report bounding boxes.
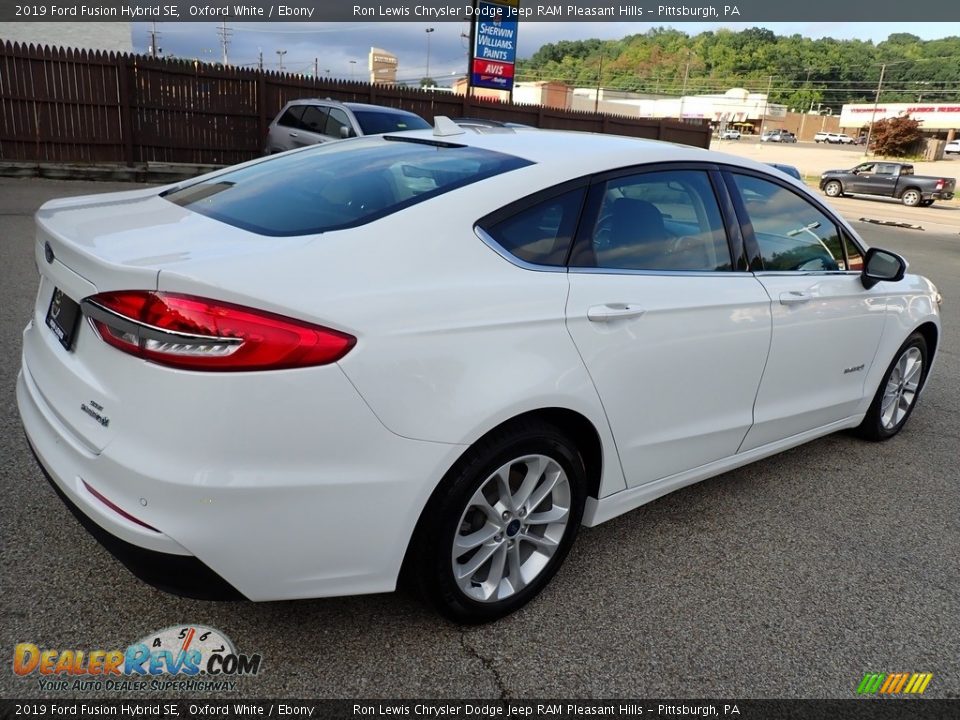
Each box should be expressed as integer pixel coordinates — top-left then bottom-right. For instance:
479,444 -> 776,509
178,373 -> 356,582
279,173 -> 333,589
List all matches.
81,291 -> 355,371
936,179 -> 945,190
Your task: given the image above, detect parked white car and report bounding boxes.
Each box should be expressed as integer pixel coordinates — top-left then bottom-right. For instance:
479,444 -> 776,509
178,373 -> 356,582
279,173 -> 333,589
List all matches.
719,128 -> 741,140
19,122 -> 942,622
945,139 -> 960,155
815,132 -> 855,144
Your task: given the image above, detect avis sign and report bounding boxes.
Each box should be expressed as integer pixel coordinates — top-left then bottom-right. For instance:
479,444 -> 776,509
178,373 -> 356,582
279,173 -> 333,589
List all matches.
471,0 -> 519,92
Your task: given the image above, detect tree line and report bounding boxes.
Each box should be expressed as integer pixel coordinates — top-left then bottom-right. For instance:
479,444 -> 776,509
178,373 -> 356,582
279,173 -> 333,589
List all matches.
517,28 -> 960,112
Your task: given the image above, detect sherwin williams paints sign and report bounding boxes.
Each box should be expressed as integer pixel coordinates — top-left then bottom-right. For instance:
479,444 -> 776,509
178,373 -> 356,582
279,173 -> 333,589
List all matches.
470,0 -> 520,92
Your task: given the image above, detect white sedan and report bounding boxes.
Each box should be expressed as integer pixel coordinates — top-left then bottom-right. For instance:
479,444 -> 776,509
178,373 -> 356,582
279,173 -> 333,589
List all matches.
18,120 -> 941,622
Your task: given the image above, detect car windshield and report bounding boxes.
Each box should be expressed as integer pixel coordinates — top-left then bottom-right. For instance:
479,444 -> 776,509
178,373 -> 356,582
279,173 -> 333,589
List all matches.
352,110 -> 431,135
162,137 -> 532,236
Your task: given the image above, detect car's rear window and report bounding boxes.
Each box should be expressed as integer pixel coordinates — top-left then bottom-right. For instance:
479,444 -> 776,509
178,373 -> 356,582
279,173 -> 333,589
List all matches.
162,138 -> 532,236
353,110 -> 431,135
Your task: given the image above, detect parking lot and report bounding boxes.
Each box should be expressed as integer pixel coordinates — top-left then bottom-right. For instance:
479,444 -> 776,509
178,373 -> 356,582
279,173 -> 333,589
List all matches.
1,176 -> 958,700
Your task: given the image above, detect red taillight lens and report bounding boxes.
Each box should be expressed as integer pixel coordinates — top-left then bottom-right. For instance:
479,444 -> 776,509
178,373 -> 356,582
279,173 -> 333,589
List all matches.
936,179 -> 945,190
81,291 -> 355,371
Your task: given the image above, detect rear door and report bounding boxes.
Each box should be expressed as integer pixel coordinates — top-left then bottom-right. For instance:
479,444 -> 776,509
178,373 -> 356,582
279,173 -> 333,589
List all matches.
564,165 -> 772,488
725,170 -> 887,450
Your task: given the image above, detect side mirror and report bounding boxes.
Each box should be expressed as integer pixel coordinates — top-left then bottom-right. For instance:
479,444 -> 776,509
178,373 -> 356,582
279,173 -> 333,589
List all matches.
861,247 -> 907,289
340,126 -> 354,139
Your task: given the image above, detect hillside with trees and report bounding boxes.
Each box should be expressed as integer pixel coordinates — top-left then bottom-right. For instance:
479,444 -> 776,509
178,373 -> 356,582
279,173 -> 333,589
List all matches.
516,29 -> 960,112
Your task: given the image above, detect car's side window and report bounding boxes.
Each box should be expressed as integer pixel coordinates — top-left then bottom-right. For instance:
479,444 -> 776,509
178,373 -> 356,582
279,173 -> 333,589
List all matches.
300,105 -> 329,135
482,188 -> 586,267
277,106 -> 305,130
578,169 -> 731,272
732,173 -> 846,272
326,108 -> 352,139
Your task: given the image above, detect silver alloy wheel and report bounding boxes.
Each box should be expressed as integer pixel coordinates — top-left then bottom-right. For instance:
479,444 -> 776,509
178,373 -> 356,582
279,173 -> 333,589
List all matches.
902,190 -> 921,206
451,454 -> 571,603
881,347 -> 923,430
824,181 -> 842,197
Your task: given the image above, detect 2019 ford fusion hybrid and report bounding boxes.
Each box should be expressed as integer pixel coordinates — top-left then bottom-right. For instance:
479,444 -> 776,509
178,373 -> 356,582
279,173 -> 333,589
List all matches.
18,121 -> 941,622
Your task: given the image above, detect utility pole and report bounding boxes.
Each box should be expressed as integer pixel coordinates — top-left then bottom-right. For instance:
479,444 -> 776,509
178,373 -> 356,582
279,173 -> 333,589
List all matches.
798,68 -> 814,140
594,53 -> 604,113
314,58 -> 319,80
217,21 -> 231,65
678,51 -> 692,120
864,62 -> 895,155
276,49 -> 287,73
759,74 -> 774,135
148,22 -> 159,59
257,48 -> 263,72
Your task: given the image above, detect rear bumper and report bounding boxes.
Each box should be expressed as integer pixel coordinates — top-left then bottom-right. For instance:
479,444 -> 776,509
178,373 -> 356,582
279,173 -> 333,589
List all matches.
24,434 -> 245,600
927,191 -> 954,200
17,326 -> 464,601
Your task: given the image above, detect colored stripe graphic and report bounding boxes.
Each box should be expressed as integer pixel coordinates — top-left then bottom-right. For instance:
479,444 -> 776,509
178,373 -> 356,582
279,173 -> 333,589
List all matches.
857,673 -> 886,694
857,672 -> 932,695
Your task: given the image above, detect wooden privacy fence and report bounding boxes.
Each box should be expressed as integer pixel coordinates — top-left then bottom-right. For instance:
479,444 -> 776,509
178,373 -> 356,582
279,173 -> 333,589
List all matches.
0,41 -> 711,166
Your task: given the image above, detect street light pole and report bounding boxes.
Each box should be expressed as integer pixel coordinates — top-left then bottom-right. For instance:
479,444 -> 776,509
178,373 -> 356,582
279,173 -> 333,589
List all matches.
425,27 -> 435,85
349,60 -> 357,81
275,49 -> 286,72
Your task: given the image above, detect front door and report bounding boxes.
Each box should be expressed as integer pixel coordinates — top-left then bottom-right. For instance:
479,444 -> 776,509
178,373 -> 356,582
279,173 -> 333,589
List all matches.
726,171 -> 888,451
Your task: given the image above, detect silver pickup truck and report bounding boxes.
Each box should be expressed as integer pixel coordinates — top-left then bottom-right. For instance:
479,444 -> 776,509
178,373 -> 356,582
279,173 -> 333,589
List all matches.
819,162 -> 956,207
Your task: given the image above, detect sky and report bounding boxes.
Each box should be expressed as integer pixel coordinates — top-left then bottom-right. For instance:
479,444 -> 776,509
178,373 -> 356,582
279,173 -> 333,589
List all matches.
134,22 -> 960,85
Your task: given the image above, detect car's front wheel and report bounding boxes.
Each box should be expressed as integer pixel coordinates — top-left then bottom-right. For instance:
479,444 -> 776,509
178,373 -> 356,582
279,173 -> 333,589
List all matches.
409,421 -> 586,623
823,180 -> 843,197
855,332 -> 928,441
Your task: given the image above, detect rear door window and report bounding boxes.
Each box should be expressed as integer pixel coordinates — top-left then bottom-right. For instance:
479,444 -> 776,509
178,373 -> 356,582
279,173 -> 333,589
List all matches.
277,106 -> 305,129
299,105 -> 329,135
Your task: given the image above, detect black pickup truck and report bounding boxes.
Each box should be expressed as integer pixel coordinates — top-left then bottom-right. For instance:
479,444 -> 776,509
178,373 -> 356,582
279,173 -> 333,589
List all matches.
819,162 -> 955,207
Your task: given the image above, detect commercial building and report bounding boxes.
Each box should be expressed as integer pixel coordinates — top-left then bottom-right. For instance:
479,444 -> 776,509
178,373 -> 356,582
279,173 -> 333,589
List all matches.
840,102 -> 960,141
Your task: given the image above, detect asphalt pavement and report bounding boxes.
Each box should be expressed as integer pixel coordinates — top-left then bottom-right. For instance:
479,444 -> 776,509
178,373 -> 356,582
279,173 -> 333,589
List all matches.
1,178 -> 958,700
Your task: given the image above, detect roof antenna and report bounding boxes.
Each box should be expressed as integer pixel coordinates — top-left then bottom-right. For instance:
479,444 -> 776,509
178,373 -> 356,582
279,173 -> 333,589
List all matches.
433,116 -> 466,137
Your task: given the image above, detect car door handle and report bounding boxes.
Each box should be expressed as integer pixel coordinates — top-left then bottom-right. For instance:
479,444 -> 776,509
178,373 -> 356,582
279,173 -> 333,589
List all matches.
587,304 -> 646,322
780,291 -> 812,305
288,132 -> 299,138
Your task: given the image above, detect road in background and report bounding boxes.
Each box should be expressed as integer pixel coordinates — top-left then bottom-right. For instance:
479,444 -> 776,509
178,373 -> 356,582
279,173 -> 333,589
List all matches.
1,179 -> 957,700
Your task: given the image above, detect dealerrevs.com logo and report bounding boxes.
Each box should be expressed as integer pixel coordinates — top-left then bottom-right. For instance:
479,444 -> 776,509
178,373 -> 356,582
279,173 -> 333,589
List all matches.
13,625 -> 263,692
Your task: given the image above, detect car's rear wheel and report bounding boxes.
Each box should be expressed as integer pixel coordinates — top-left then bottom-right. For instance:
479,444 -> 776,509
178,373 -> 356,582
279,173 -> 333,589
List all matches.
919,199 -> 934,207
854,332 -> 928,441
409,420 -> 586,623
902,189 -> 922,207
823,180 -> 843,198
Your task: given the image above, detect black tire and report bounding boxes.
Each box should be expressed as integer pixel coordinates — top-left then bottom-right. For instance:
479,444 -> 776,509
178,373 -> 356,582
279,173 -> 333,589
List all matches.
823,180 -> 843,198
854,332 -> 929,441
407,420 -> 587,623
901,188 -> 922,207
919,199 -> 934,207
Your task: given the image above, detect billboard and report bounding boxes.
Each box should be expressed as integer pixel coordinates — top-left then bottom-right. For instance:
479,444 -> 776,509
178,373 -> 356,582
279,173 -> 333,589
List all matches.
470,0 -> 520,93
